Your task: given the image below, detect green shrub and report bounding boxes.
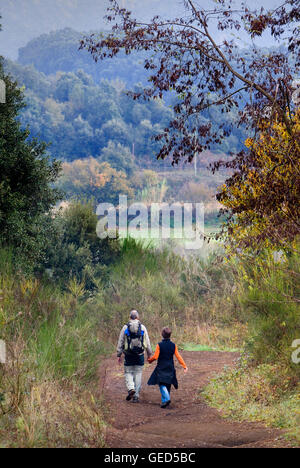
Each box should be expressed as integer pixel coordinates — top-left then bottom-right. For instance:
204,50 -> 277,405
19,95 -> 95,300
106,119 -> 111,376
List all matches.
235,250 -> 300,377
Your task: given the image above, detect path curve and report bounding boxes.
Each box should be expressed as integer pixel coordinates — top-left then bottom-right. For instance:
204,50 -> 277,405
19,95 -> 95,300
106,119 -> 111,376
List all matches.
99,351 -> 289,448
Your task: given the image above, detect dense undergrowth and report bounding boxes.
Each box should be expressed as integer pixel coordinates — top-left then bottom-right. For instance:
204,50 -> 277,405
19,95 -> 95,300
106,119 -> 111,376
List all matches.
0,249 -> 108,447
0,237 -> 299,446
97,237 -> 247,350
203,248 -> 300,445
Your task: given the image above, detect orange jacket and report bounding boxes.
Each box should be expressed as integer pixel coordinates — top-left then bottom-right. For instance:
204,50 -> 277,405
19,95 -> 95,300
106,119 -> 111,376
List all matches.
148,343 -> 187,369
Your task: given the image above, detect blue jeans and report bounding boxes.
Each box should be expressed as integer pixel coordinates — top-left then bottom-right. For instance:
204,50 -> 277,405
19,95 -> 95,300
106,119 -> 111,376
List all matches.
159,384 -> 171,404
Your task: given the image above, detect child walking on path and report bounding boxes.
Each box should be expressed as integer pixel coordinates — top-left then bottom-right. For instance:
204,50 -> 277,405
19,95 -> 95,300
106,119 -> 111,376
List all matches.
147,327 -> 188,408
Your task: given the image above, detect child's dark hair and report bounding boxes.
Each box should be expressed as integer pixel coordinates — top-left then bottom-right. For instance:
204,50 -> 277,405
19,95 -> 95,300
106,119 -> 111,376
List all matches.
162,327 -> 172,339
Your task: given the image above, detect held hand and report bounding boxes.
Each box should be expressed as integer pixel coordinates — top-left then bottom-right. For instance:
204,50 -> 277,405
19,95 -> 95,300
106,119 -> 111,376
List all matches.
118,356 -> 122,365
147,353 -> 154,363
184,367 -> 188,374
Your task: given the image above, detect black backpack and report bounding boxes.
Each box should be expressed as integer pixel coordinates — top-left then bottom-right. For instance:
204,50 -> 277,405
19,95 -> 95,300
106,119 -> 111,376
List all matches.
124,322 -> 145,355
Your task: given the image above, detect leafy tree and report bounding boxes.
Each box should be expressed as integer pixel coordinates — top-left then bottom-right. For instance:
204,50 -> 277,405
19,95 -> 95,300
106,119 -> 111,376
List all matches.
2,59 -> 51,100
42,201 -> 121,286
99,140 -> 135,175
0,58 -> 61,266
100,118 -> 129,147
58,157 -> 134,204
217,110 -> 300,251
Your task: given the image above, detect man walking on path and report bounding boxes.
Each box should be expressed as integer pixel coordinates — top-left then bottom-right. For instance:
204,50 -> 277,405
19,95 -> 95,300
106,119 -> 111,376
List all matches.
117,310 -> 152,403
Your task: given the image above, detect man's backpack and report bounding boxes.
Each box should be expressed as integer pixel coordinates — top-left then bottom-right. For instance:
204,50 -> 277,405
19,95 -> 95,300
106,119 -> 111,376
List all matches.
124,322 -> 145,355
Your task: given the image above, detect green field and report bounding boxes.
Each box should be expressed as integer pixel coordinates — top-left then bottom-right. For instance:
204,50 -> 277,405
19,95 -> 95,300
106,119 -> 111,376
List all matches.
116,222 -> 222,257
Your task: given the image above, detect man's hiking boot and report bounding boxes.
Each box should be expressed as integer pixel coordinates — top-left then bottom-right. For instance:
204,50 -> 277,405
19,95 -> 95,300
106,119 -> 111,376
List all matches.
126,389 -> 136,401
132,396 -> 139,403
161,400 -> 171,408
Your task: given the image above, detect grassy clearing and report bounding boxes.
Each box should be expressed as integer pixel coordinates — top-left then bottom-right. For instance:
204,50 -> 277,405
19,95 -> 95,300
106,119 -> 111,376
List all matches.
117,219 -> 222,258
181,342 -> 239,352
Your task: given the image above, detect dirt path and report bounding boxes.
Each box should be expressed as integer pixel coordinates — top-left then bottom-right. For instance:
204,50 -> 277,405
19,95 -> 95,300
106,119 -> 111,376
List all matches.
99,351 -> 290,448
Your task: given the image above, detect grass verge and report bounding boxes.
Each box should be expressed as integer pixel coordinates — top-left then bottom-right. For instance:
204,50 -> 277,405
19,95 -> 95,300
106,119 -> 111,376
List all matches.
203,359 -> 300,446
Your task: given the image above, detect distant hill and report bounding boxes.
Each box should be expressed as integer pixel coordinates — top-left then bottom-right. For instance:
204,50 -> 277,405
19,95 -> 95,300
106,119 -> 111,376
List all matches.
18,28 -> 149,87
4,57 -> 245,165
3,23 -> 291,168
0,0 -> 185,59
0,0 -> 282,60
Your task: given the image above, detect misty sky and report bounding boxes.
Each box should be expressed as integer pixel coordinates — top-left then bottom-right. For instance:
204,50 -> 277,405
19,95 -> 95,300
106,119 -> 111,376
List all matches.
0,0 -> 291,60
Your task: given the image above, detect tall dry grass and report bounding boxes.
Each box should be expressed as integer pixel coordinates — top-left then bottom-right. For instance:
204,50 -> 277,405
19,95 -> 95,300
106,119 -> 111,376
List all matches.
94,237 -> 246,350
0,248 -> 108,447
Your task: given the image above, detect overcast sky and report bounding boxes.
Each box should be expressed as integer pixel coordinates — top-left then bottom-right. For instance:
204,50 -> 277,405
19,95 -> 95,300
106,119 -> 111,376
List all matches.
0,0 -> 291,60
